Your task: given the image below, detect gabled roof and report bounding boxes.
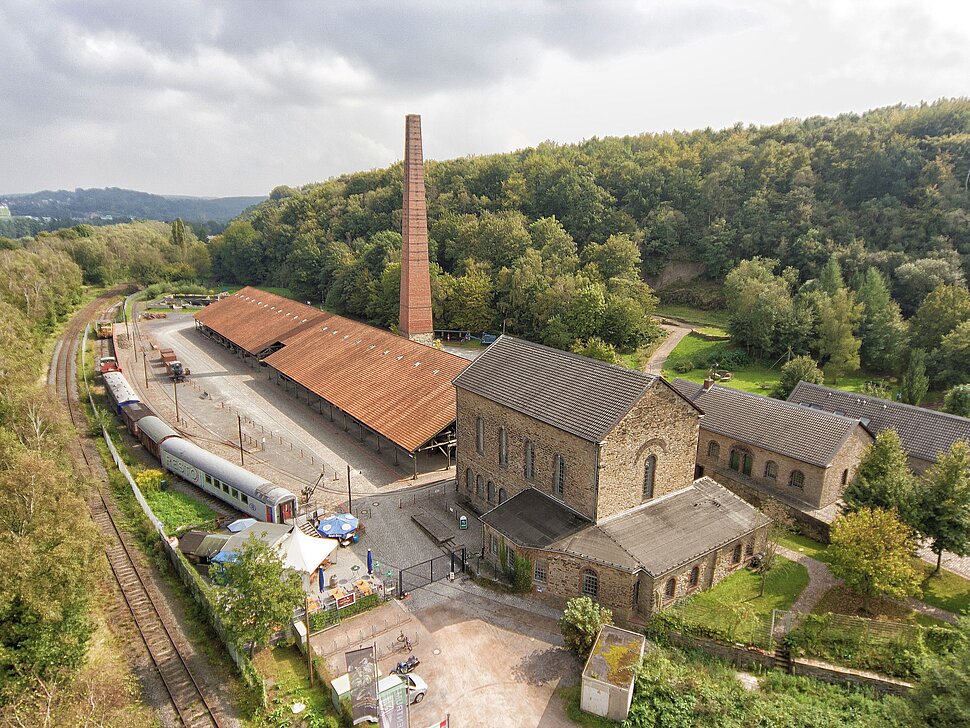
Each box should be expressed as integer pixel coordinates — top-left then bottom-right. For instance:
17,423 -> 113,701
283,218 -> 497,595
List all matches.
263,316 -> 467,453
194,287 -> 327,356
673,379 -> 870,468
483,479 -> 769,577
453,335 -> 698,443
788,381 -> 970,464
193,286 -> 468,453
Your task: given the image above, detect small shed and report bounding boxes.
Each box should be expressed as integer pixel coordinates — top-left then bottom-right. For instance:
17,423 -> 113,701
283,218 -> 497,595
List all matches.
581,625 -> 646,722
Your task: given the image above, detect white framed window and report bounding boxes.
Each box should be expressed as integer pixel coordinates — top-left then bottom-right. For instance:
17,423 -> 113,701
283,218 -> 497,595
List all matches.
534,559 -> 547,582
789,470 -> 805,489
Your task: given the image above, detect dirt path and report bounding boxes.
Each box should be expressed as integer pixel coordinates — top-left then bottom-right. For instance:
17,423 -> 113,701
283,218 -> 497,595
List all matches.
645,319 -> 692,375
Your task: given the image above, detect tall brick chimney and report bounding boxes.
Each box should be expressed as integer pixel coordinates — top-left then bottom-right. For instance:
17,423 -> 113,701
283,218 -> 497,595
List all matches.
399,114 -> 434,346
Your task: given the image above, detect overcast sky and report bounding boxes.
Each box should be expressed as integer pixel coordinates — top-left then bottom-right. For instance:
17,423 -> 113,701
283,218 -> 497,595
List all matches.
2,1 -> 968,197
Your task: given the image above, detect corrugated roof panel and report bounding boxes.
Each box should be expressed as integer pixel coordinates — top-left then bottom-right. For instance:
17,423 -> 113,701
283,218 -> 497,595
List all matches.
194,287 -> 467,452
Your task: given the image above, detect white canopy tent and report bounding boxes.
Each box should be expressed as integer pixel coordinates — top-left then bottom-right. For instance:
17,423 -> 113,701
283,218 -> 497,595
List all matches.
280,528 -> 338,593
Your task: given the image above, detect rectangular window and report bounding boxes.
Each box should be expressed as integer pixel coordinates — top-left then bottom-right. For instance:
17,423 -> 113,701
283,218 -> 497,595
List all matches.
490,533 -> 498,555
554,455 -> 565,497
204,474 -> 213,486
231,488 -> 239,499
476,417 -> 484,455
534,559 -> 547,582
506,547 -> 515,570
241,494 -> 249,505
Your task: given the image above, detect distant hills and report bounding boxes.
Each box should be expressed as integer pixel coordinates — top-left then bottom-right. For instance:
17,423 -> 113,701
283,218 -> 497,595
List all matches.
0,187 -> 265,224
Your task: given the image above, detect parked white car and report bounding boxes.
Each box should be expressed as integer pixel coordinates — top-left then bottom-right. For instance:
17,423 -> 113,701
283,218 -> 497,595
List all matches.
402,673 -> 428,704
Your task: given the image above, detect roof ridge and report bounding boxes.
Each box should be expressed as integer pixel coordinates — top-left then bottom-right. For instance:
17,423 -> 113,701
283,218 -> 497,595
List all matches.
492,334 -> 659,382
705,382 -> 863,426
793,381 -> 970,424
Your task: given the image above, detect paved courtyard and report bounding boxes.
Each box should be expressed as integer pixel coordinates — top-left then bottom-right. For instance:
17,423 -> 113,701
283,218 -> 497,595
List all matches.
114,312 -> 454,509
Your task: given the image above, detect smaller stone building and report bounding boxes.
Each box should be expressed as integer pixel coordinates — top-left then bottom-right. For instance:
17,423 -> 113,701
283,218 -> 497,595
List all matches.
674,379 -> 874,538
788,381 -> 970,473
480,479 -> 769,621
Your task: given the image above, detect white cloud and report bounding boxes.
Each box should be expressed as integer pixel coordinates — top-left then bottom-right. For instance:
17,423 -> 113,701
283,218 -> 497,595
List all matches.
0,0 -> 967,196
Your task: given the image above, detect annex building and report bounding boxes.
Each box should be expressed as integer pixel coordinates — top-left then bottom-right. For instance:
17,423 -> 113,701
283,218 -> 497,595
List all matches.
788,381 -> 970,473
194,287 -> 468,475
454,336 -> 769,621
673,379 -> 873,539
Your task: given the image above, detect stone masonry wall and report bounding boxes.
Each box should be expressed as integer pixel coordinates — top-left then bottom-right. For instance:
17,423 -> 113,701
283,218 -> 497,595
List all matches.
821,425 -> 874,505
457,389 -> 599,519
597,382 -> 700,519
695,430 -> 831,508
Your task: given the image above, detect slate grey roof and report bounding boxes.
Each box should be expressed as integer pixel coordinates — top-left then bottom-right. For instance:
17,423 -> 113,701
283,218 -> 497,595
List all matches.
482,479 -> 769,577
788,381 -> 970,464
480,488 -> 591,548
454,335 -> 697,442
673,379 -> 868,468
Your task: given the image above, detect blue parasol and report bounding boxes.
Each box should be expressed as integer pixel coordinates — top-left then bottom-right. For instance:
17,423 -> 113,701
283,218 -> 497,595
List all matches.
316,512 -> 359,539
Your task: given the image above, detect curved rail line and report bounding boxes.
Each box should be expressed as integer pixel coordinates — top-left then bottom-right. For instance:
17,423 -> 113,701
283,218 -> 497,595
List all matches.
53,291 -> 225,728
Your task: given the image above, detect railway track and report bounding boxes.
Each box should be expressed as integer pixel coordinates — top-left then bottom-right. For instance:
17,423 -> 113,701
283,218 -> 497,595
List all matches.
53,291 -> 226,728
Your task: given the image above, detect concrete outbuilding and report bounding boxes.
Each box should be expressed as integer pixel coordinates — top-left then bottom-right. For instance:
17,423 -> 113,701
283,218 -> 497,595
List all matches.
581,625 -> 646,721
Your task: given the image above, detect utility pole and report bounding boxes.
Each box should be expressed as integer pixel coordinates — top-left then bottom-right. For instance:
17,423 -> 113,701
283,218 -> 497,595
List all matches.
346,464 -> 352,513
304,596 -> 313,686
173,379 -> 179,423
143,350 -> 148,388
237,414 -> 245,465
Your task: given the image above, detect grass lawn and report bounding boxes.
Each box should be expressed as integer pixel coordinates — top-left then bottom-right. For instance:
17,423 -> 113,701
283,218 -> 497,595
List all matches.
655,304 -> 730,328
143,490 -> 217,533
256,285 -> 301,300
776,533 -> 970,616
254,644 -> 340,725
919,563 -> 970,616
811,586 -> 947,627
662,334 -> 878,396
678,557 -> 809,643
775,533 -> 833,564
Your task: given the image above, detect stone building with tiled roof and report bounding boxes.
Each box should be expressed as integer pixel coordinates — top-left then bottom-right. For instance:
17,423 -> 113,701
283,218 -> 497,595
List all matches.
787,381 -> 970,472
673,379 -> 874,539
454,336 -> 769,621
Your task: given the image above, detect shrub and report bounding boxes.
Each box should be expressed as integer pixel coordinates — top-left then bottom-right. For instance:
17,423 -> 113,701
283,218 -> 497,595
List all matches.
134,468 -> 165,493
560,597 -> 612,659
671,358 -> 694,373
944,384 -> 970,417
773,355 -> 824,398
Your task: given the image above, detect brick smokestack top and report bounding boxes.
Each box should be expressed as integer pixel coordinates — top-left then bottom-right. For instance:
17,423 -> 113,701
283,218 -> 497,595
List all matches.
399,114 -> 434,346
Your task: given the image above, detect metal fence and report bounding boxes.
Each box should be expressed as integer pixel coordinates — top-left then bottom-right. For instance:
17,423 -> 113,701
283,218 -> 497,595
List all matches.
398,548 -> 467,595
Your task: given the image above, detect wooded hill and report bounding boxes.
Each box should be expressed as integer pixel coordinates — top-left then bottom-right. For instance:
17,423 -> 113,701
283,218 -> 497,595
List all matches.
210,100 -> 969,356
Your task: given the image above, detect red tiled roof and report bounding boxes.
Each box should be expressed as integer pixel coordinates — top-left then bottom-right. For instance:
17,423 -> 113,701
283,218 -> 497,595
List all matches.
195,287 -> 467,452
194,287 -> 327,355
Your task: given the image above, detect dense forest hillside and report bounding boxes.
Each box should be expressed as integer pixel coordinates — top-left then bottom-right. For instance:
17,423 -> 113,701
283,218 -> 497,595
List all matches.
210,100 -> 969,353
0,187 -> 265,227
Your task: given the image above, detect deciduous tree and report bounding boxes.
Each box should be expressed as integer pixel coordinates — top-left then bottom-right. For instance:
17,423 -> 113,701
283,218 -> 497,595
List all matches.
559,597 -> 613,659
943,385 -> 970,417
843,430 -> 917,523
916,442 -> 970,573
773,355 -> 824,399
828,508 -> 922,613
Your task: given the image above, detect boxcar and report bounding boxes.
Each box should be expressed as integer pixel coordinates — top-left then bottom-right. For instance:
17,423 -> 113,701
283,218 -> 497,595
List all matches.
121,402 -> 155,436
136,415 -> 181,459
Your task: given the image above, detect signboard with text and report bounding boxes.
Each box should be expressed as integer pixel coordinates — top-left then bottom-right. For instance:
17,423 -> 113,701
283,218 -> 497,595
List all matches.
345,646 -> 379,725
378,678 -> 409,728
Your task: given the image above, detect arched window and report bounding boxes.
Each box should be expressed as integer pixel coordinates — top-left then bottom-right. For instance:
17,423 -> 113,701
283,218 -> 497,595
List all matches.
730,448 -> 753,476
789,470 -> 805,489
745,541 -> 755,557
554,454 -> 565,497
732,543 -> 743,564
487,480 -> 495,503
632,580 -> 640,607
664,578 -> 676,599
524,441 -> 535,480
476,475 -> 484,498
465,468 -> 472,490
688,566 -> 700,588
475,417 -> 484,455
498,427 -> 508,466
643,455 -> 656,500
498,488 -> 507,504
764,461 -> 778,480
841,469 -> 849,486
582,569 -> 598,598
707,441 -> 720,459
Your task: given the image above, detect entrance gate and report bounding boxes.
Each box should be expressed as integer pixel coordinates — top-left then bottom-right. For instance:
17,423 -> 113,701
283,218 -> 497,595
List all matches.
398,548 -> 466,595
